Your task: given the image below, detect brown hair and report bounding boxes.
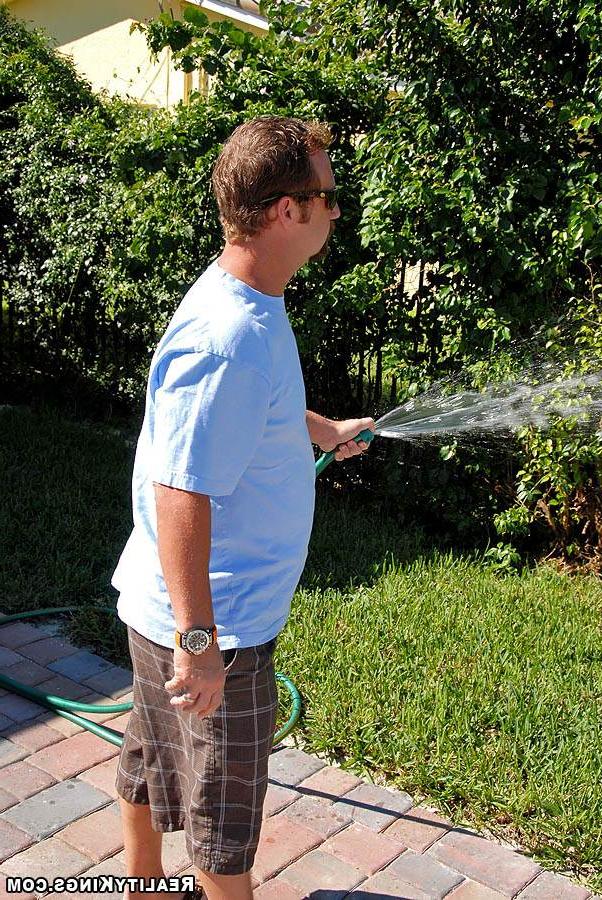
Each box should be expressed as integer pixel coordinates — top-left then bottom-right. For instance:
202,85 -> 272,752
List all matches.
212,116 -> 333,242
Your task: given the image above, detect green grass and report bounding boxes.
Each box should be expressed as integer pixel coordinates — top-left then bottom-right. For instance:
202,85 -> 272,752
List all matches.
2,404 -> 602,890
287,532 -> 602,887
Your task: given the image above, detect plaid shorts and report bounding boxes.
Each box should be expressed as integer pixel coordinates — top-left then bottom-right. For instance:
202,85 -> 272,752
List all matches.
115,625 -> 278,875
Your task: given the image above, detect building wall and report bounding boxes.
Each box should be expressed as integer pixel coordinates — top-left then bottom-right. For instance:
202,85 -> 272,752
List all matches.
6,0 -> 266,107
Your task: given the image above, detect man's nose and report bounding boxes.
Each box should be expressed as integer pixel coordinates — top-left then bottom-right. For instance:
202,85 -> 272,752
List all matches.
331,202 -> 341,220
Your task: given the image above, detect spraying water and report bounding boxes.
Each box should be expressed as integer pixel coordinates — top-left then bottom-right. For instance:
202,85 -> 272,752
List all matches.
316,369 -> 602,474
373,373 -> 602,441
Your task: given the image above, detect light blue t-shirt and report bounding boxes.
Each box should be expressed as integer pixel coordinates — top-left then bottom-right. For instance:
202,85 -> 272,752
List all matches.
112,260 -> 316,650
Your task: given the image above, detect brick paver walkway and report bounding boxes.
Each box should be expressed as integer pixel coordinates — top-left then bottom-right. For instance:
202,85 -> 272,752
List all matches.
0,617 -> 596,900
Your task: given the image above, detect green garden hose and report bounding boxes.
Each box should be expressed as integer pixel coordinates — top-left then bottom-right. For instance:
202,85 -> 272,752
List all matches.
0,607 -> 301,746
0,429 -> 373,747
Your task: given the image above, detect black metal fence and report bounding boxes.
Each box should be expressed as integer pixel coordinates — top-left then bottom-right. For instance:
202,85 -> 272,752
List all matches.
0,260 -> 430,415
1,279 -> 150,382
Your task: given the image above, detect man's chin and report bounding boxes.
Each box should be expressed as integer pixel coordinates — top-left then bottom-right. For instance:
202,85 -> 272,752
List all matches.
309,238 -> 331,263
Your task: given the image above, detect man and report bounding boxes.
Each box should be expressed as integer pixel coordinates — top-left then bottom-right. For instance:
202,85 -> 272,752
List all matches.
112,116 -> 374,900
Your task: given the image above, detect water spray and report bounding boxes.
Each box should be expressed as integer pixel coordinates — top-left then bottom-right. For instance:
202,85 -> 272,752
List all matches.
317,371 -> 602,474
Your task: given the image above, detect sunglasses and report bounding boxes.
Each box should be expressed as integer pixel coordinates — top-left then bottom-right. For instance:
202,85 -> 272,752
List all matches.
260,188 -> 339,210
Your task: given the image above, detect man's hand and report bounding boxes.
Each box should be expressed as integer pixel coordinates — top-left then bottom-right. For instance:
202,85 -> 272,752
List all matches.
165,643 -> 226,718
306,411 -> 376,458
330,417 -> 376,461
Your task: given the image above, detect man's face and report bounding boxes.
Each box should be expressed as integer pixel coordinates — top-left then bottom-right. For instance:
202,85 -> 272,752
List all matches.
303,150 -> 341,263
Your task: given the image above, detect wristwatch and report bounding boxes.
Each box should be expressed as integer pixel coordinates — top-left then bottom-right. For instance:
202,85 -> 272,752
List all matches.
174,625 -> 218,655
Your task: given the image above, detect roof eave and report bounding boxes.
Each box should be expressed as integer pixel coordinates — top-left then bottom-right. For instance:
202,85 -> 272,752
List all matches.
188,0 -> 268,32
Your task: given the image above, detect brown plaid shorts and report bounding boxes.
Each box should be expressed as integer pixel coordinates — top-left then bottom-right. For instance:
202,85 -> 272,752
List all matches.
115,625 -> 278,875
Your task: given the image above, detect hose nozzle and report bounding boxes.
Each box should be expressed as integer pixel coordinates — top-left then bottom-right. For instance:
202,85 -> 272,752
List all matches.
315,428 -> 375,476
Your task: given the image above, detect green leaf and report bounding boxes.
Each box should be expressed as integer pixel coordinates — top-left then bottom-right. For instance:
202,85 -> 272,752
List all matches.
182,6 -> 209,28
202,57 -> 218,76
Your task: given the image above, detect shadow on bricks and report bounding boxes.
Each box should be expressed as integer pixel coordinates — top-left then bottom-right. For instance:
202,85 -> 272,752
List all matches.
307,893 -> 397,899
292,783 -> 354,805
343,895 -> 398,900
288,780 -> 423,820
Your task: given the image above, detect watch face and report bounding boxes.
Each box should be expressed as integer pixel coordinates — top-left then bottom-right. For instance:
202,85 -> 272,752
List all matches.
186,629 -> 211,654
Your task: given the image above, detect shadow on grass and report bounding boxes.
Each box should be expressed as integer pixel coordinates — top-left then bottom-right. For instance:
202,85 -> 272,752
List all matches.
0,404 -> 133,660
301,481 -> 448,595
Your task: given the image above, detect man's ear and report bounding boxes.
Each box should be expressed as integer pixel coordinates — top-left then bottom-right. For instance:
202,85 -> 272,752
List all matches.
278,196 -> 294,222
265,197 -> 290,227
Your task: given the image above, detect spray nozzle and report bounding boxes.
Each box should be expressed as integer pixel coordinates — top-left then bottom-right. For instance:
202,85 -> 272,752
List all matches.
315,428 -> 376,476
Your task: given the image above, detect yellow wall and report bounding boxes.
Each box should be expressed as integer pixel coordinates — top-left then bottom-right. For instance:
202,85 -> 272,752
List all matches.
6,0 -> 266,107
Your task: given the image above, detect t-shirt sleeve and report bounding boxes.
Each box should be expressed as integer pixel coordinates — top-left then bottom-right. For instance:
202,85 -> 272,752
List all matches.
150,349 -> 271,497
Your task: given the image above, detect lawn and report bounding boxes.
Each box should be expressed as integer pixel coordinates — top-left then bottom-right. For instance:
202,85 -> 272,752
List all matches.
1,404 -> 601,890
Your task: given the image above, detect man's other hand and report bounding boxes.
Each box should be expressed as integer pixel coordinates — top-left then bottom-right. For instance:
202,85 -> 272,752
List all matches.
165,643 -> 226,718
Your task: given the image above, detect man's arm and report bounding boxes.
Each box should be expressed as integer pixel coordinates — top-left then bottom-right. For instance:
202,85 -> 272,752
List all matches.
306,410 -> 375,459
154,483 -> 225,718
